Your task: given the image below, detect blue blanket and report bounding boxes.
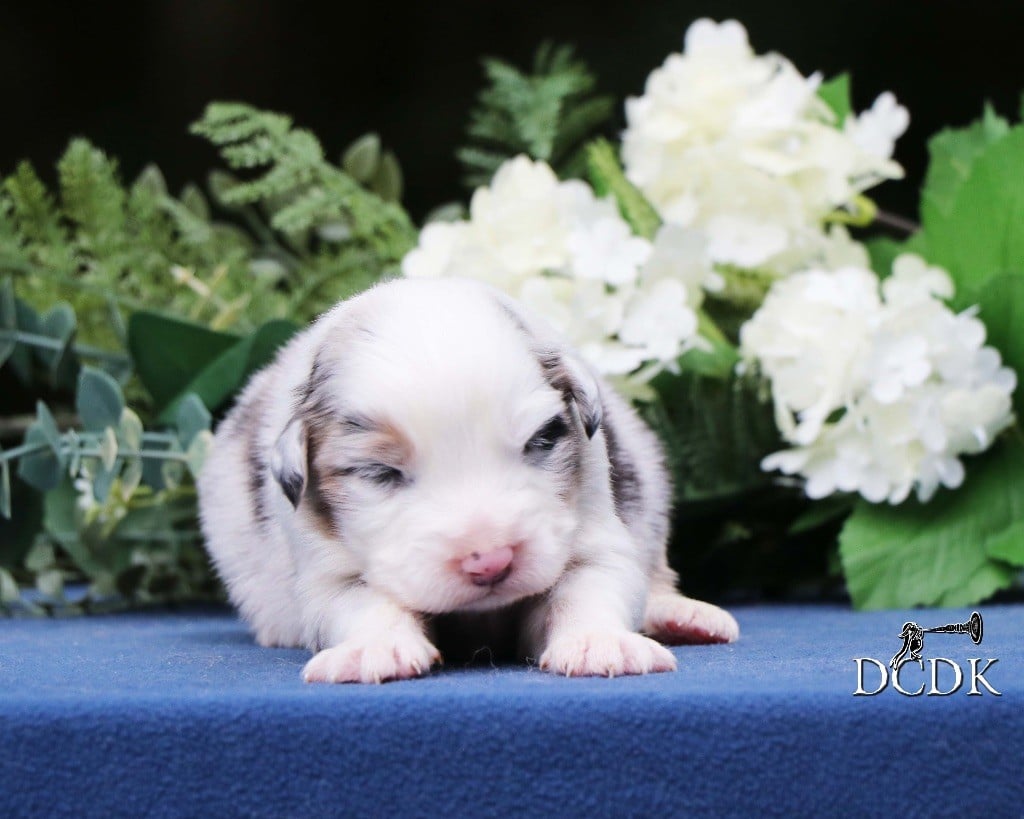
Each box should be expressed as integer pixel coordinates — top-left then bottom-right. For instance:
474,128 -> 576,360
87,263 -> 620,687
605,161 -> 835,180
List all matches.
1,603 -> 1021,817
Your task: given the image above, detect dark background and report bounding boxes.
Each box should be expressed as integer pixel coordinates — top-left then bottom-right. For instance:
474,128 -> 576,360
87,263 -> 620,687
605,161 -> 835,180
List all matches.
1,1 -> 1022,223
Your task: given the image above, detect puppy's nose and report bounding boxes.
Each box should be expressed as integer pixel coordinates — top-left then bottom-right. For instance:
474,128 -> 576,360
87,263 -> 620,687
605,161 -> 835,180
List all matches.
461,545 -> 515,586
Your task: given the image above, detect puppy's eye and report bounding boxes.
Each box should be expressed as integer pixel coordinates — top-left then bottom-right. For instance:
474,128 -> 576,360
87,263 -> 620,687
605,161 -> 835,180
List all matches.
523,415 -> 569,457
339,464 -> 407,488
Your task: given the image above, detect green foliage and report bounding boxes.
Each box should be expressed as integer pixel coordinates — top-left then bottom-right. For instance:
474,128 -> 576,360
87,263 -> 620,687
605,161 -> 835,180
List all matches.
817,73 -> 852,124
839,438 -> 1024,609
586,139 -> 661,240
128,311 -> 298,422
643,370 -> 781,506
0,372 -> 216,612
458,42 -> 615,187
191,103 -> 416,315
1,101 -> 419,611
839,103 -> 1024,610
0,141 -> 287,349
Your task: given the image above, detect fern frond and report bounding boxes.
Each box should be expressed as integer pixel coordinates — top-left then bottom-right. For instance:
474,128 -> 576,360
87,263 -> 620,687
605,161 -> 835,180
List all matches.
57,140 -> 126,238
4,162 -> 65,245
458,42 -> 614,187
191,103 -> 416,263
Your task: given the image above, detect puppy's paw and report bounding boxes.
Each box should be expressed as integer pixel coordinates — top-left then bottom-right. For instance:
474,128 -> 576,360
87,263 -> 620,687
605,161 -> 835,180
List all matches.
539,630 -> 677,677
302,630 -> 441,684
643,593 -> 740,645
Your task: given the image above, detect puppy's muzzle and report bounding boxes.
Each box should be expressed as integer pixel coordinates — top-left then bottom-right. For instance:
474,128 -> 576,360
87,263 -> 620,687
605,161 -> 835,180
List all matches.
461,545 -> 516,586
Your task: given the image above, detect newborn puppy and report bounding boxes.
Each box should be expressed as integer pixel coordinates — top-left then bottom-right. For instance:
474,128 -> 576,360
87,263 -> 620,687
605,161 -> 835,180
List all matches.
198,278 -> 739,683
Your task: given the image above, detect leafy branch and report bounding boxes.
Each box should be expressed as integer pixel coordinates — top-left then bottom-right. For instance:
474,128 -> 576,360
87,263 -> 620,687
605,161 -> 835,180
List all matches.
458,42 -> 615,187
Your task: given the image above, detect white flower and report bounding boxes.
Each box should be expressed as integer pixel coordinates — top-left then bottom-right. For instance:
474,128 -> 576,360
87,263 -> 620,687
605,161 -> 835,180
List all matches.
402,156 -> 705,380
743,254 -> 1017,503
845,92 -> 910,160
622,18 -> 907,279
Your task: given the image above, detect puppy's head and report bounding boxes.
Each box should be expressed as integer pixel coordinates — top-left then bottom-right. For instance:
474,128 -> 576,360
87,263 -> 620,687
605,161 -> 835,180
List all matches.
271,278 -> 602,614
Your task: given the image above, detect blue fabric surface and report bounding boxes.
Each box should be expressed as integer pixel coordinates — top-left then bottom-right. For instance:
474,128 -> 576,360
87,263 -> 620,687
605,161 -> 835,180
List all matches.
1,603 -> 1021,818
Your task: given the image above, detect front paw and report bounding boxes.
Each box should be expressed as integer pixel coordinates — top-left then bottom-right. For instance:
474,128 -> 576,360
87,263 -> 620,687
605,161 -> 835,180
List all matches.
539,630 -> 677,677
643,593 -> 740,645
302,630 -> 441,684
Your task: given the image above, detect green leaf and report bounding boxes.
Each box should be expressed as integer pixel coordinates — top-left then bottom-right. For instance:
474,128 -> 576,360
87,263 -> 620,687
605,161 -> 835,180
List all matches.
0,567 -> 18,603
99,427 -> 118,472
921,104 -> 1010,223
38,302 -> 78,387
155,319 -> 298,423
176,392 -> 212,447
35,568 -> 64,599
0,456 -> 10,519
0,277 -> 15,367
964,273 -> 1024,416
35,402 -> 62,453
76,366 -> 125,432
128,311 -> 241,412
17,424 -> 64,491
838,437 -> 1024,610
923,127 -> 1024,299
817,73 -> 852,125
185,430 -> 214,478
342,133 -> 381,183
118,408 -> 143,451
586,139 -> 661,240
371,151 -> 403,203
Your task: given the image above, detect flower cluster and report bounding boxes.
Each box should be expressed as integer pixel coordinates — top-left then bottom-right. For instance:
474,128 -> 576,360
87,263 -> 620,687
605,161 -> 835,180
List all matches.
741,255 -> 1017,503
403,155 -> 713,377
622,18 -> 908,275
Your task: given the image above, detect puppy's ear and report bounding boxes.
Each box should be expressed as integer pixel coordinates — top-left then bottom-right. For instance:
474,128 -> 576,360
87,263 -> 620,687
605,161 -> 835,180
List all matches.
488,287 -> 604,439
539,350 -> 603,439
270,417 -> 307,508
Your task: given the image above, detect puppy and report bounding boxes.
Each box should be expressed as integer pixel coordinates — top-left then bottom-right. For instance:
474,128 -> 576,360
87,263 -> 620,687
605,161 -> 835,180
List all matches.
198,278 -> 739,683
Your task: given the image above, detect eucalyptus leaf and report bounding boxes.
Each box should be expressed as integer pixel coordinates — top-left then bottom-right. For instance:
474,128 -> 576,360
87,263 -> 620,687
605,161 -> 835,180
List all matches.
185,430 -> 214,478
76,367 -> 125,432
17,424 -> 64,492
0,567 -> 19,604
0,277 -> 15,367
120,457 -> 143,500
176,393 -> 212,448
35,568 -> 64,599
24,540 -> 55,572
99,427 -> 119,471
35,402 -> 62,453
118,408 -> 144,451
161,460 -> 184,491
0,457 -> 10,519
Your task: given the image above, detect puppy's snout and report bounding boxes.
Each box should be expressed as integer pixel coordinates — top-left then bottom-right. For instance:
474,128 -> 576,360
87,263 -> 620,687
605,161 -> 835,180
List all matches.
461,545 -> 516,586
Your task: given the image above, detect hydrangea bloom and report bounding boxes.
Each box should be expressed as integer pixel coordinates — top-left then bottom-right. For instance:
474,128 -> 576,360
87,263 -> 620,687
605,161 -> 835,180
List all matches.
622,18 -> 908,275
402,156 -> 709,379
740,255 -> 1017,503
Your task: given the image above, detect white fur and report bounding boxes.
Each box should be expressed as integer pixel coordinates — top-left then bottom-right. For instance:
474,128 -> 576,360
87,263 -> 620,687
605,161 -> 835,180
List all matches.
198,278 -> 738,683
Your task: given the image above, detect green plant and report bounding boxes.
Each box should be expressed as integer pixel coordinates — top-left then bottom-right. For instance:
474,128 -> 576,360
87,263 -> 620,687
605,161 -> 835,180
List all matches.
458,42 -> 615,187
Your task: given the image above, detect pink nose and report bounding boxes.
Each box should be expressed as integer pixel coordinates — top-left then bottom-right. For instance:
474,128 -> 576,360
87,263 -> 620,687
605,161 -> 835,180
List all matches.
461,545 -> 515,586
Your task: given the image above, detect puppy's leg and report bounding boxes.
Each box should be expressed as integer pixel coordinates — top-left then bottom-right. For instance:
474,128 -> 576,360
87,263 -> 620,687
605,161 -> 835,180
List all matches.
642,557 -> 739,645
526,518 -> 677,677
301,585 -> 441,684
